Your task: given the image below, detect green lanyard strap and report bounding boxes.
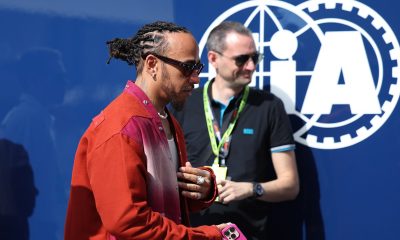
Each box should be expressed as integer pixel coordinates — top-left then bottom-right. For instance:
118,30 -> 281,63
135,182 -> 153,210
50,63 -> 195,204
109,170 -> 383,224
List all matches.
203,80 -> 249,166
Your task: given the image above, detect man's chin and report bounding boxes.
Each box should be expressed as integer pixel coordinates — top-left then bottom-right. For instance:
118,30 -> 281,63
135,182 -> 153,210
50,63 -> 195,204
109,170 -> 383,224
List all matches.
236,74 -> 252,84
233,78 -> 251,88
242,76 -> 253,83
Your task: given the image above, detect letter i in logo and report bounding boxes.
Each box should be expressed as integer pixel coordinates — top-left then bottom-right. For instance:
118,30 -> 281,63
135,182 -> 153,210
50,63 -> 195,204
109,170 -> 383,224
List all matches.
270,30 -> 299,114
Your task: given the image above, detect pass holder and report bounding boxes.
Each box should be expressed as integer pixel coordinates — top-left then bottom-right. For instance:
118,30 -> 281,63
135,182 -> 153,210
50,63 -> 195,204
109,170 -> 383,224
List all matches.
211,163 -> 228,202
211,163 -> 228,182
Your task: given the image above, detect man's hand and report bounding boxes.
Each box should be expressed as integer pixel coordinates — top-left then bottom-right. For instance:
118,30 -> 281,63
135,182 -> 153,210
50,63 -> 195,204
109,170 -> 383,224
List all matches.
215,222 -> 230,231
177,162 -> 212,200
217,180 -> 253,204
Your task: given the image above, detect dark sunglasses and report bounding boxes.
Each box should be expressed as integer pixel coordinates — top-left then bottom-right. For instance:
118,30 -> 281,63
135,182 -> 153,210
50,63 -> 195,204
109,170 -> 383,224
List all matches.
214,50 -> 263,67
145,53 -> 204,77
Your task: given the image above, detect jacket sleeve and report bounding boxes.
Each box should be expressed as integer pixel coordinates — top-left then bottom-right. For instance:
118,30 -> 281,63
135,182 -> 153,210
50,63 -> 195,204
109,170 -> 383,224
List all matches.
88,133 -> 221,240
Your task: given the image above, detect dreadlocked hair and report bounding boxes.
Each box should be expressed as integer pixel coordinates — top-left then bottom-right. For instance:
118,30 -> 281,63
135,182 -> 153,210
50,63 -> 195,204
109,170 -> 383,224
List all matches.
106,21 -> 190,73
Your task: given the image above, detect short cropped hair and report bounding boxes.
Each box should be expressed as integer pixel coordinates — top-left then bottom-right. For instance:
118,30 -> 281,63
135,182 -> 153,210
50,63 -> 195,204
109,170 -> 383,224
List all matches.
206,21 -> 253,53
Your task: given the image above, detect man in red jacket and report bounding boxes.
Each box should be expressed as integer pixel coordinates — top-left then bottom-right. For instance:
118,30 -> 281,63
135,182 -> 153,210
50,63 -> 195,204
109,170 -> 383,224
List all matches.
64,21 -> 226,240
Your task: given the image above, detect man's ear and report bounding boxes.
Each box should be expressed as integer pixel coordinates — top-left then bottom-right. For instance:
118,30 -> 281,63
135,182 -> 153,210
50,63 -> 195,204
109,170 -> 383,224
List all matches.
208,51 -> 218,69
144,54 -> 158,77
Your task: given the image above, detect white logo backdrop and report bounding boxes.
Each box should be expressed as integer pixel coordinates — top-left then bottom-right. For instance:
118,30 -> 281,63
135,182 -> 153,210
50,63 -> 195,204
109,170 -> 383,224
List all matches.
198,0 -> 400,149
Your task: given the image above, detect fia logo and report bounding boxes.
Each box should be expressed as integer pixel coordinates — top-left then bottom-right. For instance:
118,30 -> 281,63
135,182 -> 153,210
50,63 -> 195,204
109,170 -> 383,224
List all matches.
198,0 -> 400,149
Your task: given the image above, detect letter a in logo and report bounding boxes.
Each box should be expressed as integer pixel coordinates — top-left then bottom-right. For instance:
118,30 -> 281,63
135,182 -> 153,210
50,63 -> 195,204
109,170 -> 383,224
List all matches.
302,31 -> 381,114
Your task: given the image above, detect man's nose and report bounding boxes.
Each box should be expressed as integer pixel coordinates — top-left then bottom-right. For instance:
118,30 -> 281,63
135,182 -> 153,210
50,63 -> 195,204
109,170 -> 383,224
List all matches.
189,74 -> 200,84
244,57 -> 257,71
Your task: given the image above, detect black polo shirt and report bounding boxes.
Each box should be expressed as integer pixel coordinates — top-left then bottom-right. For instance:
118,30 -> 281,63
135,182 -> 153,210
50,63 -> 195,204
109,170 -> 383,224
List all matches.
172,80 -> 295,182
170,80 -> 295,239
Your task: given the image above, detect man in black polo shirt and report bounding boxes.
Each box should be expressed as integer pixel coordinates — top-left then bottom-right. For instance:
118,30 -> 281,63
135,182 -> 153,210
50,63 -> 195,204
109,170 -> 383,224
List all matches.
171,21 -> 299,240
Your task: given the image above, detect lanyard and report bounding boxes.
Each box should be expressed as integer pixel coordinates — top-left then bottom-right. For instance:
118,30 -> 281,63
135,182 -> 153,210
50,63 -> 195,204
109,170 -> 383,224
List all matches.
203,80 -> 249,167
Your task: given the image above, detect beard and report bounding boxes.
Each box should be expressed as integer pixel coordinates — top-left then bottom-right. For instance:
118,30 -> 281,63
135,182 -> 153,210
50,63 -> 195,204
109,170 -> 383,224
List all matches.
160,65 -> 187,111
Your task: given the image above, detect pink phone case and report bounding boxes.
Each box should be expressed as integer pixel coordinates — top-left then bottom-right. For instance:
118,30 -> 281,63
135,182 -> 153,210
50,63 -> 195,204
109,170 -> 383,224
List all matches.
221,223 -> 247,240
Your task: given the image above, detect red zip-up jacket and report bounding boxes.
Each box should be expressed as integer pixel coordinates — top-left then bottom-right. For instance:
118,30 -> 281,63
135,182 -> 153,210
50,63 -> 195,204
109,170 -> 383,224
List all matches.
64,81 -> 221,240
